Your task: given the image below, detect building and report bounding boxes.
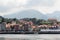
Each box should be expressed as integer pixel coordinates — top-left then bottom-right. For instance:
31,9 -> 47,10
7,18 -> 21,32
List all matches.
0,22 -> 6,31
48,18 -> 57,23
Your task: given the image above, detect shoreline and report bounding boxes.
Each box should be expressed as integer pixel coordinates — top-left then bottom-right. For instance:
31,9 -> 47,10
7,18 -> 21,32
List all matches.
0,31 -> 60,34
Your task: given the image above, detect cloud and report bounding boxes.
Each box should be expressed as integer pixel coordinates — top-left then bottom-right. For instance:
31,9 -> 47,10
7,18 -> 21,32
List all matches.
24,0 -> 56,14
0,0 -> 28,16
0,0 -> 59,16
26,0 -> 55,7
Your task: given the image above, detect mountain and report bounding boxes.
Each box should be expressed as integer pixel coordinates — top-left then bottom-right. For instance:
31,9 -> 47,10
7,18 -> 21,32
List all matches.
4,9 -> 47,19
3,9 -> 60,20
47,11 -> 60,21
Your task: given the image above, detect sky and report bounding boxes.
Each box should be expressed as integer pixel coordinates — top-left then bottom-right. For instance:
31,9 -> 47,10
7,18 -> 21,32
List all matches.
0,0 -> 60,16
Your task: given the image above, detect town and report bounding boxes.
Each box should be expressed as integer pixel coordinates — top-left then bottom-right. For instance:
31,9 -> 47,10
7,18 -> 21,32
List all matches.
0,16 -> 60,34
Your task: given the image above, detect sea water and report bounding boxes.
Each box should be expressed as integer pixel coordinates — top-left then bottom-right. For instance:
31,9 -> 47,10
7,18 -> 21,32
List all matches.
0,34 -> 60,40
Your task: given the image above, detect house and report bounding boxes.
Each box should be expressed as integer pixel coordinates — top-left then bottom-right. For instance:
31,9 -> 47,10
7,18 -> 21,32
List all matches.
48,18 -> 57,22
0,22 -> 6,31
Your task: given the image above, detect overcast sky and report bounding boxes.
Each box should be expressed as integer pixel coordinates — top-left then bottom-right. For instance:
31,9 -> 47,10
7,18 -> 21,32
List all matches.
0,0 -> 60,16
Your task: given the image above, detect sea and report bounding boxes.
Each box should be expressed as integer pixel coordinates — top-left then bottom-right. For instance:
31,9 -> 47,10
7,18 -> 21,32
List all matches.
0,34 -> 60,40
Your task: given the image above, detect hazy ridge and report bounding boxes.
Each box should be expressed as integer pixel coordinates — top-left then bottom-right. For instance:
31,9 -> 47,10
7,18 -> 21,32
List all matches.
4,10 -> 60,20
